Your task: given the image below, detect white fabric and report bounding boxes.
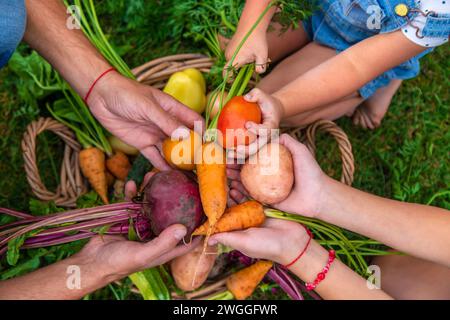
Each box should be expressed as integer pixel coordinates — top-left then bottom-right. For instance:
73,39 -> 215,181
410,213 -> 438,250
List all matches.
401,0 -> 449,47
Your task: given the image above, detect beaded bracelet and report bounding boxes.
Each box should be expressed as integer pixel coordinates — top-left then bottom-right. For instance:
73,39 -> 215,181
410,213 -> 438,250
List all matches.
305,250 -> 336,291
84,67 -> 116,104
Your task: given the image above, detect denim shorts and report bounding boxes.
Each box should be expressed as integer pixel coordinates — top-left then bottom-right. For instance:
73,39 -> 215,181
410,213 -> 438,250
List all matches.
302,0 -> 431,99
0,0 -> 27,68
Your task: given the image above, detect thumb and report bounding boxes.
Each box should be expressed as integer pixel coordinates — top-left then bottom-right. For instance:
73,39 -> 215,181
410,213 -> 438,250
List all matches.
255,53 -> 269,74
143,224 -> 187,256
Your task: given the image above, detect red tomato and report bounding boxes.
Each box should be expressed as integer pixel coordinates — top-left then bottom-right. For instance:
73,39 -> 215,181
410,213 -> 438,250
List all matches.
217,96 -> 262,149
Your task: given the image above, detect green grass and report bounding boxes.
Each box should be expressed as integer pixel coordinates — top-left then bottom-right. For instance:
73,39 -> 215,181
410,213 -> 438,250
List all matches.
0,0 -> 448,299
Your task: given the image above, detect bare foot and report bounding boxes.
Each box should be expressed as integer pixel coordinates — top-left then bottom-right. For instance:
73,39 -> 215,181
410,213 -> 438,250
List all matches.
352,79 -> 402,130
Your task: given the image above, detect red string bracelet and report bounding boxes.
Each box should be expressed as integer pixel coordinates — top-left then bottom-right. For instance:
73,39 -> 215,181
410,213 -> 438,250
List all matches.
284,226 -> 313,269
83,67 -> 116,104
305,250 -> 336,291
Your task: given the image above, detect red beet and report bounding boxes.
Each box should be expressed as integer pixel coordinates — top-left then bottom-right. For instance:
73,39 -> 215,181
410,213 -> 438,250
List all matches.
143,170 -> 204,236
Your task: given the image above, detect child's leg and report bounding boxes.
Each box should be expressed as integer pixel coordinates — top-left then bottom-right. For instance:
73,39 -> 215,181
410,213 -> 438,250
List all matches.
281,94 -> 362,127
372,254 -> 450,299
265,23 -> 311,63
258,42 -> 338,93
352,79 -> 403,129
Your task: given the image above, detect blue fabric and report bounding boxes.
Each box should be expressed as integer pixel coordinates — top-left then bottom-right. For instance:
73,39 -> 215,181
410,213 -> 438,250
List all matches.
301,0 -> 435,99
422,13 -> 450,37
0,0 -> 27,68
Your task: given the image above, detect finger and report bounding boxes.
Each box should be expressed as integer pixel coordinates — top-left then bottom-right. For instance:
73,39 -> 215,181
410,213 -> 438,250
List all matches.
208,231 -> 249,248
152,237 -> 202,265
143,94 -> 185,138
227,195 -> 237,207
138,224 -> 188,262
124,180 -> 137,201
243,88 -> 263,103
227,163 -> 242,170
222,59 -> 244,80
141,146 -> 171,171
255,53 -> 268,74
138,171 -> 157,192
230,189 -> 247,204
231,180 -> 248,196
226,168 -> 241,181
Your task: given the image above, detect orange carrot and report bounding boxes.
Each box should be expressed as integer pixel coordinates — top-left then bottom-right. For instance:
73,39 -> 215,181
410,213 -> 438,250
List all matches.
79,147 -> 109,204
196,142 -> 227,227
191,142 -> 228,288
106,151 -> 131,180
226,260 -> 273,300
192,200 -> 265,236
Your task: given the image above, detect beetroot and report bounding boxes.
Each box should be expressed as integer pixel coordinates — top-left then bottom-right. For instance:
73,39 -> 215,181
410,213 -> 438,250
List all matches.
143,170 -> 204,236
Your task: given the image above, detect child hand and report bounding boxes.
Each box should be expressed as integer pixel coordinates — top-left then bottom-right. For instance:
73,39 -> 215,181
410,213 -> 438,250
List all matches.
272,134 -> 326,217
224,30 -> 269,75
231,88 -> 284,159
208,218 -> 310,265
228,134 -> 327,218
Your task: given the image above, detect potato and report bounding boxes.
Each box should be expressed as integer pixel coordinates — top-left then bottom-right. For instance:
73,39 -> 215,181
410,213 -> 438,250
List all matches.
241,143 -> 294,204
170,241 -> 218,291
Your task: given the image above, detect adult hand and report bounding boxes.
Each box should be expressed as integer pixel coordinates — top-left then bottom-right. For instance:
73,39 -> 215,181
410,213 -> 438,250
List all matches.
228,134 -> 327,218
76,225 -> 200,283
88,72 -> 205,170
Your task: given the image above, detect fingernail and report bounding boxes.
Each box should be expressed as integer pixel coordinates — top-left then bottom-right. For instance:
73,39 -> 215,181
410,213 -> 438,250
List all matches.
174,228 -> 187,240
244,94 -> 251,100
208,239 -> 218,246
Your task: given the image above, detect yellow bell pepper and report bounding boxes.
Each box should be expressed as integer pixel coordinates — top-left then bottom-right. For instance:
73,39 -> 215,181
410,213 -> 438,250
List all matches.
163,68 -> 207,114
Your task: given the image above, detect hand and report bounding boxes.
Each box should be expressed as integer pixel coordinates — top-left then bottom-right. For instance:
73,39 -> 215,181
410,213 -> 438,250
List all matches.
224,29 -> 269,75
228,134 -> 327,218
230,88 -> 284,159
88,72 -> 205,170
208,218 -> 310,265
75,225 -> 201,283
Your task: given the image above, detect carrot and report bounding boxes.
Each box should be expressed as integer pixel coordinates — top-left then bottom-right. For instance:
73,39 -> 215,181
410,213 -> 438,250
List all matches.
106,151 -> 131,180
191,142 -> 228,288
226,260 -> 273,300
196,142 -> 227,227
79,147 -> 109,204
192,200 -> 265,236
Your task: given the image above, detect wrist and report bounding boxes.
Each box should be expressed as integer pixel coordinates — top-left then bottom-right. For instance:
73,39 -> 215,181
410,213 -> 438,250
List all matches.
271,93 -> 287,120
288,240 -> 330,283
271,95 -> 285,121
71,250 -> 120,288
315,175 -> 346,222
277,224 -> 311,265
86,69 -> 123,108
